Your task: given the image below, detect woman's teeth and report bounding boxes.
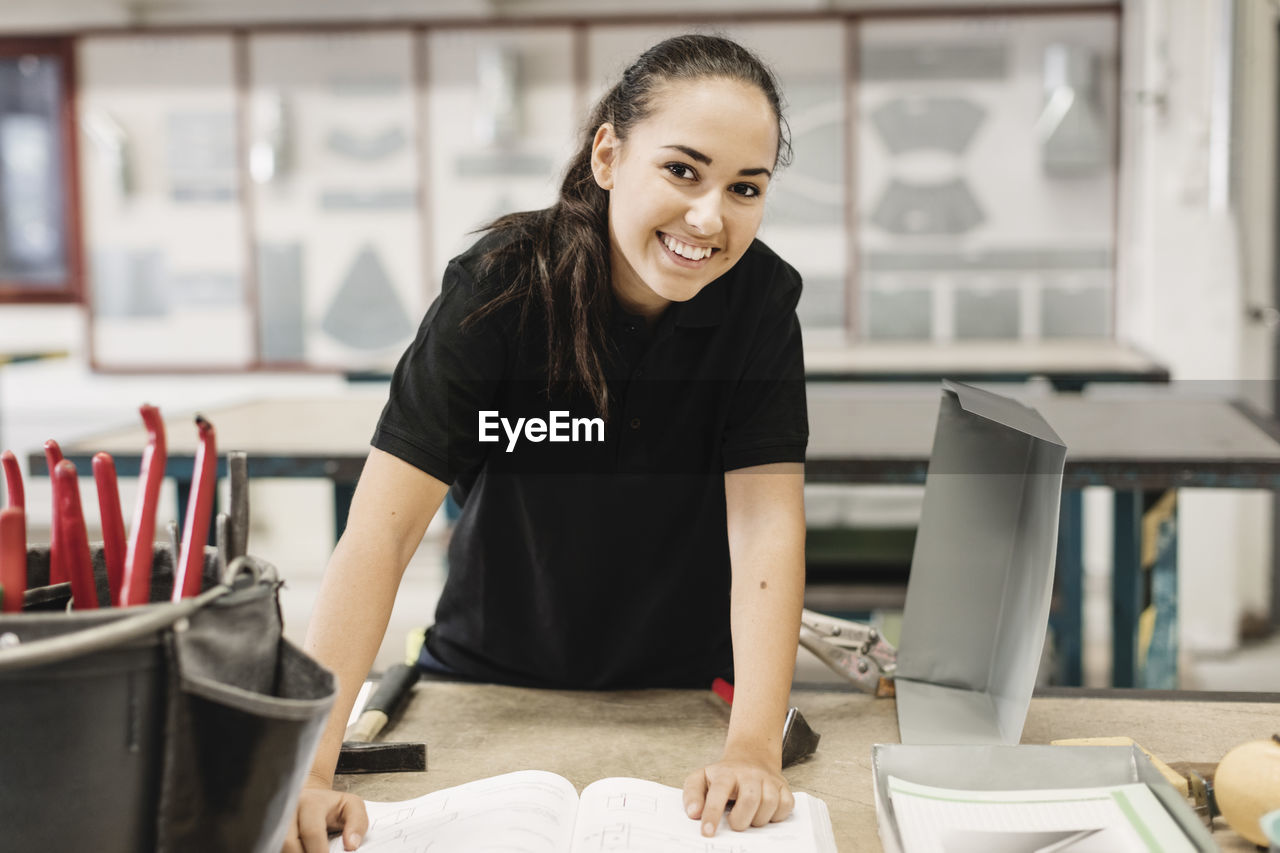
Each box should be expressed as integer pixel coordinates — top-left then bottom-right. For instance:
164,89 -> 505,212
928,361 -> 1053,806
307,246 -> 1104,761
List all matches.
662,233 -> 713,261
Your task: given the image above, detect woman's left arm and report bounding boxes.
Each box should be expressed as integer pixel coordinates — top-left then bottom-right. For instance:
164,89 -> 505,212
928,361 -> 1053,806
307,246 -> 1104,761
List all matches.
683,461 -> 806,837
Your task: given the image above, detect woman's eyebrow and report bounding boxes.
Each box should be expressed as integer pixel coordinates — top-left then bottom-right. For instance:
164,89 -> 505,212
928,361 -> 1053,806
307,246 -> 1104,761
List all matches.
662,144 -> 772,179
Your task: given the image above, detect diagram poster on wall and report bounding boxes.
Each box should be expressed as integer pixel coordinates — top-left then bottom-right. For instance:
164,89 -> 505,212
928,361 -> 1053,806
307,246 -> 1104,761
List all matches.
248,30 -> 424,371
856,12 -> 1119,343
79,34 -> 252,369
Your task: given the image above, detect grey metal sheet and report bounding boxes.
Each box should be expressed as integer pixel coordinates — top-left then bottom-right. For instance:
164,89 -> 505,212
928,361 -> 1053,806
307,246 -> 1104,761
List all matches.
894,383 -> 1066,745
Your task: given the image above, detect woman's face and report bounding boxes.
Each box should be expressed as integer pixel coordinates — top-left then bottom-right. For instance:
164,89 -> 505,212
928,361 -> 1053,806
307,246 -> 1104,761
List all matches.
591,77 -> 779,319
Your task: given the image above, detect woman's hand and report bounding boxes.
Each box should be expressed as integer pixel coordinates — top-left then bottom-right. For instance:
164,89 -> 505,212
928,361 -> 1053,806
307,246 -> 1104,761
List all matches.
282,774 -> 369,853
681,746 -> 796,837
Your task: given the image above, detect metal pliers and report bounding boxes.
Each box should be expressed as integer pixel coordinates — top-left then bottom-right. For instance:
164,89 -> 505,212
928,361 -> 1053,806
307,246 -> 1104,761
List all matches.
799,608 -> 897,695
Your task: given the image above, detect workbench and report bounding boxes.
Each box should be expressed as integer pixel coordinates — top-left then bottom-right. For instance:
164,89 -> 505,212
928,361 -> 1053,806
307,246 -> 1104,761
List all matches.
30,384 -> 1280,689
802,340 -> 1169,390
333,681 -> 1274,852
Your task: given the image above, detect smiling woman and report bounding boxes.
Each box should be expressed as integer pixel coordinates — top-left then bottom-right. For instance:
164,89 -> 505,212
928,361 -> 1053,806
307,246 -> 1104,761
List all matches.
593,75 -> 778,314
289,35 -> 809,853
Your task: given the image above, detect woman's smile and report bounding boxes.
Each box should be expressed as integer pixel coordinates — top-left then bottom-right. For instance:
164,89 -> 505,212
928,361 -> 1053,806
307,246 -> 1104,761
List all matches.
658,231 -> 721,267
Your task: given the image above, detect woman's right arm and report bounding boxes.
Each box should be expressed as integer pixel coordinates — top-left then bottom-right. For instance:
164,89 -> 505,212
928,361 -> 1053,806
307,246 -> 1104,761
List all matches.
283,447 -> 450,853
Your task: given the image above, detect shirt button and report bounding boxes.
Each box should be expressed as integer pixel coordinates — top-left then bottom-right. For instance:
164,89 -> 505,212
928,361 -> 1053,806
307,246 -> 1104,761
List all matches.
634,368 -> 644,378
630,417 -> 641,430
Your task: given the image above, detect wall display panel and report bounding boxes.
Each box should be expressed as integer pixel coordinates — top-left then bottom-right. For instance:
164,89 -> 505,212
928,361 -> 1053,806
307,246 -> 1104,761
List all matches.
248,31 -> 422,370
856,13 -> 1118,342
79,35 -> 251,368
424,27 -> 577,289
587,23 -> 848,342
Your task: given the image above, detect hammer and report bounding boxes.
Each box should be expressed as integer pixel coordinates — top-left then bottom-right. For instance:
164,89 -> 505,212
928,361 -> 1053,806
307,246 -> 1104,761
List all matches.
337,663 -> 428,774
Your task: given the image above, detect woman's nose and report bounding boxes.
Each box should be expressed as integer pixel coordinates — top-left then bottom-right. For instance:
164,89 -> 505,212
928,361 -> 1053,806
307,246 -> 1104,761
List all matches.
685,191 -> 723,236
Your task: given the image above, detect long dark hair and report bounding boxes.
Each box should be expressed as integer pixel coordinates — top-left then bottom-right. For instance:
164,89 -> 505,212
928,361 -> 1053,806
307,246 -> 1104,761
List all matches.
469,34 -> 792,417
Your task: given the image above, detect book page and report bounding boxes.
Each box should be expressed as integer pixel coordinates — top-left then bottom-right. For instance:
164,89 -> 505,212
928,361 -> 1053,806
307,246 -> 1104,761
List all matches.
569,777 -> 837,853
328,770 -> 579,852
886,776 -> 1198,853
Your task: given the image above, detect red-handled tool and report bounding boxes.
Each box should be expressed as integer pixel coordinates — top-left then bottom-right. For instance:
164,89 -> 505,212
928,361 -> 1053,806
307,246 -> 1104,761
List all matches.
53,460 -> 97,610
2,450 -> 24,509
173,415 -> 216,601
121,405 -> 166,606
0,506 -> 26,613
43,439 -> 63,469
44,439 -> 66,584
93,452 -> 127,606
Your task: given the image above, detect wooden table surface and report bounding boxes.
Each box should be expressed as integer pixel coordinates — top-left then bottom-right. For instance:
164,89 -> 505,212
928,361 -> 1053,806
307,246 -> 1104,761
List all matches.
335,682 -> 1273,851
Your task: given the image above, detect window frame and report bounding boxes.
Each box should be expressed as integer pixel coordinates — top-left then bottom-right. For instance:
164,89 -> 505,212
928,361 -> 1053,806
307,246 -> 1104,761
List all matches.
0,36 -> 83,305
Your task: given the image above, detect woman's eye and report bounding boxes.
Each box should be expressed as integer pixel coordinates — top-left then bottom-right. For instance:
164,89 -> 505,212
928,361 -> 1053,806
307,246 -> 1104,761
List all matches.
666,163 -> 696,180
731,183 -> 762,198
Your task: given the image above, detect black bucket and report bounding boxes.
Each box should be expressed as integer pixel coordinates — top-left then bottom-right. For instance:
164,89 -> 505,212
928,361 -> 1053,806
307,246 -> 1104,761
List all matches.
0,545 -> 335,853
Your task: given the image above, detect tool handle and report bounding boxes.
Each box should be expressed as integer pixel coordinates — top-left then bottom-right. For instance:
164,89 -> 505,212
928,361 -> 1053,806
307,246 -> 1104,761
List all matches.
1,450 -> 23,510
173,416 -> 216,601
44,440 -> 65,584
227,451 -> 249,561
0,507 -> 26,613
347,710 -> 390,744
53,460 -> 97,610
93,453 -> 127,606
122,405 -> 166,606
347,662 -> 420,743
365,662 -> 420,716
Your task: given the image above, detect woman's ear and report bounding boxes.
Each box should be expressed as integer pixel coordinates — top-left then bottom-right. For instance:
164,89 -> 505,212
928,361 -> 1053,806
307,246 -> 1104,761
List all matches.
590,123 -> 618,190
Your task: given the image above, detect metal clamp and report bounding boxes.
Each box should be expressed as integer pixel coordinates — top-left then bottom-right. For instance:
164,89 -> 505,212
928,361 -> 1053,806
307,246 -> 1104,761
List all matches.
799,608 -> 897,694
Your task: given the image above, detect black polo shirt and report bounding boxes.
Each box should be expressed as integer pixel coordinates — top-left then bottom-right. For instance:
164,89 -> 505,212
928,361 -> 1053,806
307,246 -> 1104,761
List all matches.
372,229 -> 808,689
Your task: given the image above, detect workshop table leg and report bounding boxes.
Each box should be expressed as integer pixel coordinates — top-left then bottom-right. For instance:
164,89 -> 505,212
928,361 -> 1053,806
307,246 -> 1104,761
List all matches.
1050,489 -> 1084,686
175,476 -> 192,535
1112,489 -> 1179,688
1112,491 -> 1141,687
1139,491 -> 1179,689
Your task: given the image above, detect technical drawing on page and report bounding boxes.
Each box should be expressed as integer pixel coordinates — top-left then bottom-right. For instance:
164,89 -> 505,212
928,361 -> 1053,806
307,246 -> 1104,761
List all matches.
328,770 -> 578,853
579,823 -> 750,853
605,794 -> 658,812
572,778 -> 835,853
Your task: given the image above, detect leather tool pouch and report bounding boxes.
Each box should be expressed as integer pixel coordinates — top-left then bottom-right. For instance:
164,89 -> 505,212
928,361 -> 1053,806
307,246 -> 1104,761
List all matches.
0,547 -> 335,853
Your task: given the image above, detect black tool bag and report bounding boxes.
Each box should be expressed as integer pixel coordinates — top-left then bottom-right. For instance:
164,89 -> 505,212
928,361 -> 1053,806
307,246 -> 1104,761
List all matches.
0,546 -> 335,853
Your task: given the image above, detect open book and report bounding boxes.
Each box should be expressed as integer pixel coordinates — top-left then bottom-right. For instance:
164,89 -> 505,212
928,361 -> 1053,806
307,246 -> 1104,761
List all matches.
330,769 -> 836,852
